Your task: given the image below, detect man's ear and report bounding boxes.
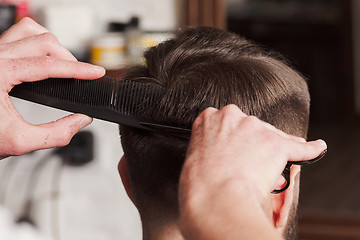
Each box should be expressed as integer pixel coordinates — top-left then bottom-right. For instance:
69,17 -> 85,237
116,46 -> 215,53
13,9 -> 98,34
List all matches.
271,165 -> 301,229
118,155 -> 135,203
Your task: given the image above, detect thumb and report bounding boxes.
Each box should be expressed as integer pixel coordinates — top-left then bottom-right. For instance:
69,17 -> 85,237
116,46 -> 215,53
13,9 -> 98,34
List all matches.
20,114 -> 93,153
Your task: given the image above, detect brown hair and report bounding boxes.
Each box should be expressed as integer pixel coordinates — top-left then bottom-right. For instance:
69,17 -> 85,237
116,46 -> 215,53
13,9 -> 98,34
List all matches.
120,26 -> 309,220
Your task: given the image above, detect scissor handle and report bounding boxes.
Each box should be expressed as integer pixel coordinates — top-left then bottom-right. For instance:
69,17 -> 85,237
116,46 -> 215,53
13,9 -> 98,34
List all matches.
289,149 -> 327,166
271,149 -> 327,194
271,163 -> 291,194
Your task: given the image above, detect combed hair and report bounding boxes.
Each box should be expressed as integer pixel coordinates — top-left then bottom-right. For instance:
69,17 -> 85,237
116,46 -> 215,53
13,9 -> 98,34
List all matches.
119,26 -> 310,219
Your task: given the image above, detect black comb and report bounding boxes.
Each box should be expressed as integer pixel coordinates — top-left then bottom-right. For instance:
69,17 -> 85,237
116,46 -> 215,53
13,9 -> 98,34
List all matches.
9,77 -> 192,139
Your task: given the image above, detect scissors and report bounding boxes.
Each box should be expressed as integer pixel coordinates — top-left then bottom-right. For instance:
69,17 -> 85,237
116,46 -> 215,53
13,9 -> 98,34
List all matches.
271,149 -> 327,194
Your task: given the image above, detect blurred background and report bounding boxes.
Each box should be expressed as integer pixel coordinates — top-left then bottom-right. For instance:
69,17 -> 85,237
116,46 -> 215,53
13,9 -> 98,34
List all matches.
0,0 -> 359,239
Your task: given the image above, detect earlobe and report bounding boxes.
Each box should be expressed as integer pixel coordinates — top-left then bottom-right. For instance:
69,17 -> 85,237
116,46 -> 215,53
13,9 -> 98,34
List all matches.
272,165 -> 301,229
118,155 -> 135,203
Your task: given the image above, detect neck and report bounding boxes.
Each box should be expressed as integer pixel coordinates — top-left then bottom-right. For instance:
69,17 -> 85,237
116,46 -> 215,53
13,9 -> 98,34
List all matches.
142,219 -> 184,240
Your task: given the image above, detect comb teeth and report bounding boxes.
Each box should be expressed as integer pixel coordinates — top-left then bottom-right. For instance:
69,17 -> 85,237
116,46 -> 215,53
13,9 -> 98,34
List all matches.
9,77 -> 169,131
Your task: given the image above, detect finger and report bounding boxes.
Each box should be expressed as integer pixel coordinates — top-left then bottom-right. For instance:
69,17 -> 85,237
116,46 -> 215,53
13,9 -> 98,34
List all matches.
2,57 -> 105,89
197,107 -> 219,118
288,139 -> 327,163
0,17 -> 49,44
192,107 -> 218,129
261,119 -> 306,143
219,104 -> 247,117
0,33 -> 77,61
217,104 -> 247,129
17,114 -> 93,153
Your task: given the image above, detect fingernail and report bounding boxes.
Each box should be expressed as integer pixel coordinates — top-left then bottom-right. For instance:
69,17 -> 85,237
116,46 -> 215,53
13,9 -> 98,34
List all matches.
79,115 -> 93,129
298,137 -> 306,142
91,65 -> 105,74
317,139 -> 327,149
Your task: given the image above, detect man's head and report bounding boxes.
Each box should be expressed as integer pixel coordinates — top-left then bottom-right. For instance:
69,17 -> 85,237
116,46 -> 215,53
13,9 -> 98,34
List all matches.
118,26 -> 309,239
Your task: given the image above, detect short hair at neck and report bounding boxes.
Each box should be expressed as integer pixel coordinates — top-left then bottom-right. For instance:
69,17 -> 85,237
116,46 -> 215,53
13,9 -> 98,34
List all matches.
119,26 -> 310,221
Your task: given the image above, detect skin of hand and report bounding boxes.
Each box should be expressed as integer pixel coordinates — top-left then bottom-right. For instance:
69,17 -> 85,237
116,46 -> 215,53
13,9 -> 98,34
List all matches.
179,104 -> 327,240
0,18 -> 105,159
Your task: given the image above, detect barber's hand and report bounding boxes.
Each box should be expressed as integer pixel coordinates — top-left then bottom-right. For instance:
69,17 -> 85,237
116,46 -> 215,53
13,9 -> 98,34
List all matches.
179,105 -> 327,240
0,18 -> 105,159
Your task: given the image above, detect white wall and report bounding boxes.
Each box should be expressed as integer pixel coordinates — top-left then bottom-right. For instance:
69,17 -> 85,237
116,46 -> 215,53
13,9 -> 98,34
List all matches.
30,0 -> 183,32
29,0 -> 184,54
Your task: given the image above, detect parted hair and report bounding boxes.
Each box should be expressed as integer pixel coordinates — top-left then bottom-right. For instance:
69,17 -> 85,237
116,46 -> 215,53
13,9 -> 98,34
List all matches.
119,26 -> 310,219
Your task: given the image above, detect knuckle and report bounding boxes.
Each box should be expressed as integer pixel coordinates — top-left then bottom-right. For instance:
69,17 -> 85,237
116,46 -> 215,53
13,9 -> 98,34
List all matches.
17,18 -> 40,35
202,107 -> 217,117
38,33 -> 60,54
220,104 -> 245,124
242,115 -> 260,128
18,17 -> 36,28
193,107 -> 217,127
39,32 -> 58,43
193,107 -> 218,128
220,104 -> 240,120
196,107 -> 216,121
221,104 -> 239,114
